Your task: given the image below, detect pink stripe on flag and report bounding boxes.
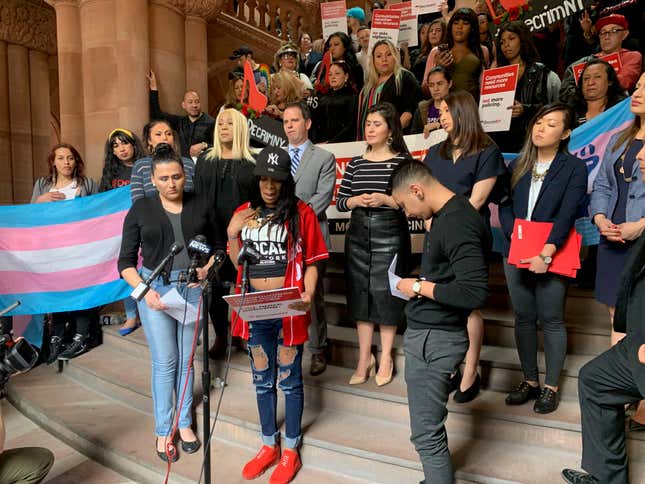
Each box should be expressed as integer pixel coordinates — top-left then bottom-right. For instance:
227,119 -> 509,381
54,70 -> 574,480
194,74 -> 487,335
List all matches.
0,258 -> 121,295
0,210 -> 128,251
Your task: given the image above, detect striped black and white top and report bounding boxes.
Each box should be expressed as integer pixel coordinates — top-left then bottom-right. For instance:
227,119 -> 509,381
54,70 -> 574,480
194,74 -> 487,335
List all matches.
336,154 -> 412,212
130,155 -> 196,202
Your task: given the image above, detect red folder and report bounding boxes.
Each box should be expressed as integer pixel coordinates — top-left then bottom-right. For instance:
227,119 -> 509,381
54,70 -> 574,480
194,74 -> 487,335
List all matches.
508,219 -> 582,278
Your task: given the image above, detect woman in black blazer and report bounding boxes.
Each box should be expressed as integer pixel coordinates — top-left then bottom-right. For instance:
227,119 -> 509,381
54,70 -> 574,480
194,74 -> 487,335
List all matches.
499,103 -> 587,414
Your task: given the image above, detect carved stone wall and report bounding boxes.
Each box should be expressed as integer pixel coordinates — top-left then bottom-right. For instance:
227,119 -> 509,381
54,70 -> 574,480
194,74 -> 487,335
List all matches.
0,0 -> 57,55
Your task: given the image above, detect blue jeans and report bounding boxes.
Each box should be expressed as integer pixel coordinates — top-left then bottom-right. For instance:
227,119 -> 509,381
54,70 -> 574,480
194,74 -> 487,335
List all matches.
123,296 -> 138,320
247,317 -> 304,449
137,268 -> 202,436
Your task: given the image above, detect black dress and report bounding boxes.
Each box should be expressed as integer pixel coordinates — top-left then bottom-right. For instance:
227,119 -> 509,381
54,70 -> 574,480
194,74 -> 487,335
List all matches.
311,85 -> 357,143
336,154 -> 412,325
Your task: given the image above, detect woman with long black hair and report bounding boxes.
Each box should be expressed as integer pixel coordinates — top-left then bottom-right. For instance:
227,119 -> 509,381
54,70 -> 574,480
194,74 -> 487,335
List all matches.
227,146 -> 328,484
500,103 -> 587,414
312,32 -> 363,94
100,128 -> 146,336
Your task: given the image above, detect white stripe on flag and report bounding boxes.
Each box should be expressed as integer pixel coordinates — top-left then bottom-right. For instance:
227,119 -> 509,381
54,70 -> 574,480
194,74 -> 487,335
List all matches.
0,235 -> 122,274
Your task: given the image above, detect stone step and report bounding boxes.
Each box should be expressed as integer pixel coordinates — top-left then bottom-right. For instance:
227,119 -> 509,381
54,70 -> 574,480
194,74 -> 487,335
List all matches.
7,366 -> 370,484
53,339 -> 645,483
2,400 -> 134,484
76,338 -> 645,459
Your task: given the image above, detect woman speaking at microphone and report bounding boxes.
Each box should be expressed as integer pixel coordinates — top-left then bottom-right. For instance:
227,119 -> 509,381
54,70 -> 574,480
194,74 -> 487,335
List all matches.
226,146 -> 328,484
118,144 -> 217,462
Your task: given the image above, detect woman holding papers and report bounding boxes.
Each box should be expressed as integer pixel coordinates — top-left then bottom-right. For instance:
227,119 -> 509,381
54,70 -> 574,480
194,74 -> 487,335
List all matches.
499,103 -> 587,414
118,144 -> 215,462
337,102 -> 412,388
226,146 -> 328,484
423,89 -> 506,404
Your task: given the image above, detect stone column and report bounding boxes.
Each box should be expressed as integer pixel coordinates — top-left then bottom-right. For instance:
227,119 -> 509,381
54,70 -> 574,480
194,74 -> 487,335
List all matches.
149,0 -> 187,114
115,0 -> 149,135
48,0 -> 85,155
30,50 -> 52,180
78,0 -> 119,180
0,41 -> 13,204
185,16 -> 209,107
7,45 -> 34,203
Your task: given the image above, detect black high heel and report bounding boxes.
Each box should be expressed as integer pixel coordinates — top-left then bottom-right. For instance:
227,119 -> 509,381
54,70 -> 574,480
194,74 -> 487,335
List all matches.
453,373 -> 481,403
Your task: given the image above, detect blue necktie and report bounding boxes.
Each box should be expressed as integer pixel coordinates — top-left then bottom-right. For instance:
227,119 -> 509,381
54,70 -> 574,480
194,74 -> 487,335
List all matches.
290,147 -> 301,177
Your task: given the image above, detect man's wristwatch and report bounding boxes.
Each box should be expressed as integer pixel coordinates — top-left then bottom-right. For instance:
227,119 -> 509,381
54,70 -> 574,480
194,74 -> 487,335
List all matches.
412,279 -> 423,298
538,254 -> 553,265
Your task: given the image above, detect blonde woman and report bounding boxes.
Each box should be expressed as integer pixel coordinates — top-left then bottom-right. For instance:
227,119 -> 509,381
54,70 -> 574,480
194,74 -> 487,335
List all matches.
194,108 -> 257,359
265,71 -> 304,120
357,39 -> 422,138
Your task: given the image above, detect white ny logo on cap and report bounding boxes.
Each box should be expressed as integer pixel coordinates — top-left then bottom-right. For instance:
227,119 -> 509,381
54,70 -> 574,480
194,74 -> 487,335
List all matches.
268,153 -> 279,166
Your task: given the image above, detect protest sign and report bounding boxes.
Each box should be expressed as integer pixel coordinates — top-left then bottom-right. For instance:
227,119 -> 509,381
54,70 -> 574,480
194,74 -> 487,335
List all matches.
572,52 -> 622,84
388,2 -> 418,48
479,64 -> 519,133
368,9 -> 402,55
411,0 -> 442,15
321,1 -> 347,41
223,287 -> 307,321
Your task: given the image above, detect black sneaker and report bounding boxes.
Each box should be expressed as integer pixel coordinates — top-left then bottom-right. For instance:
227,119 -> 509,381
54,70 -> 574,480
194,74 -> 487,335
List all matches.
57,333 -> 88,360
534,387 -> 559,414
46,336 -> 64,365
505,381 -> 541,405
561,469 -> 598,483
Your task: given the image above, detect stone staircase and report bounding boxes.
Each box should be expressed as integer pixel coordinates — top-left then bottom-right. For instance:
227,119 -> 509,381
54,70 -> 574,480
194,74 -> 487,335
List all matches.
7,258 -> 645,483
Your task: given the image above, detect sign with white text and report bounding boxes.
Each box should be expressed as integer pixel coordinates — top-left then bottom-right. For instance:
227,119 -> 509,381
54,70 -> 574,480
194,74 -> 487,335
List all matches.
321,1 -> 348,41
223,287 -> 307,321
412,0 -> 442,15
368,9 -> 401,55
479,64 -> 519,133
388,2 -> 418,48
572,52 -> 623,84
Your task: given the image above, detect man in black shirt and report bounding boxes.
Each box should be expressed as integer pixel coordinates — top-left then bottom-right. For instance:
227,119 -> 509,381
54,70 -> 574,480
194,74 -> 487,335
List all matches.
147,70 -> 215,159
391,160 -> 489,484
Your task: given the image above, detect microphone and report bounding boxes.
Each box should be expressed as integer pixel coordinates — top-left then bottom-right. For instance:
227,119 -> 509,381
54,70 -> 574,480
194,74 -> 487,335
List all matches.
238,240 -> 261,292
131,242 -> 183,301
187,235 -> 212,284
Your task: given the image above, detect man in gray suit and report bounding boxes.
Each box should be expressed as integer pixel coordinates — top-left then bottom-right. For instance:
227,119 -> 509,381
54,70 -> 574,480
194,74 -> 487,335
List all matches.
283,101 -> 336,376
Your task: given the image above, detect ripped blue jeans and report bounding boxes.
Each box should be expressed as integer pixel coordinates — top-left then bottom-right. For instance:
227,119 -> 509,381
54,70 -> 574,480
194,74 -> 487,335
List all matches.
247,317 -> 303,449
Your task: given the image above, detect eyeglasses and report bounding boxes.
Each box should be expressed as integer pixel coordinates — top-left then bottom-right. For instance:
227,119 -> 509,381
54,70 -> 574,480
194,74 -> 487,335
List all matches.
598,28 -> 625,37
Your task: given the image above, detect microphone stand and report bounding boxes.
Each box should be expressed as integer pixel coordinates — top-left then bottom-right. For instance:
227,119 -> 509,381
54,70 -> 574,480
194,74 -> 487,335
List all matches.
201,274 -> 212,484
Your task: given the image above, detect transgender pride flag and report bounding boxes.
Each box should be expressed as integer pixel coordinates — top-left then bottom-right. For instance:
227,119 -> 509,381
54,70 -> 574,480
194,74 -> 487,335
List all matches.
0,186 -> 132,316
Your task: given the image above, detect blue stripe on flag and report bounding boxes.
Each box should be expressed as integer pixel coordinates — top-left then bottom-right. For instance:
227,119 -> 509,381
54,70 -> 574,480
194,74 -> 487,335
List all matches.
0,279 -> 131,316
0,185 -> 132,228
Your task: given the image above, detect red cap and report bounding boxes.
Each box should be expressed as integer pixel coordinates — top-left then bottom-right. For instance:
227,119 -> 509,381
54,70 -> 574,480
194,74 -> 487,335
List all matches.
595,14 -> 628,32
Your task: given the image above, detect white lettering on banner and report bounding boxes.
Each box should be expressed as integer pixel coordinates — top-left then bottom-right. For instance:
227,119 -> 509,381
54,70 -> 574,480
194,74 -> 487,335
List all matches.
523,0 -> 584,31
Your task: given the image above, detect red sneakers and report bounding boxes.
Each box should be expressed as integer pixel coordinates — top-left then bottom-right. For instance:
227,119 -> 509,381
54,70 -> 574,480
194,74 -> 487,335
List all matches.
269,448 -> 302,484
242,445 -> 281,480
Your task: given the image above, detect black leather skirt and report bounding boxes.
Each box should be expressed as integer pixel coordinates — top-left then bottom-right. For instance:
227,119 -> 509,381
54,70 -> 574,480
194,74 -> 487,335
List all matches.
344,207 -> 411,325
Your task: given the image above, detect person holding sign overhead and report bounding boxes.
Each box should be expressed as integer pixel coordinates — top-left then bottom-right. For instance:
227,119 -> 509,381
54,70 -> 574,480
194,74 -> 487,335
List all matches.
499,103 -> 587,414
226,146 -> 328,484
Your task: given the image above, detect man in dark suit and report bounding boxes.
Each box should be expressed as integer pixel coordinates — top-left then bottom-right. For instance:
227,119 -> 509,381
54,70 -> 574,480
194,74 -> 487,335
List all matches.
282,101 -> 336,376
562,148 -> 645,484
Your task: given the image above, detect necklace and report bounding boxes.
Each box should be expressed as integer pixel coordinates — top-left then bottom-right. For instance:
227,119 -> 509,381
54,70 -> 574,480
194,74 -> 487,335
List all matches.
246,208 -> 276,229
531,163 -> 550,183
618,140 -> 639,183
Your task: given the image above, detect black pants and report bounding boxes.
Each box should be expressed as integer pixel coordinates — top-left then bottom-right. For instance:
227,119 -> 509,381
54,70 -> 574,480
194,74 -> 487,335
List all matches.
579,337 -> 642,484
503,260 -> 569,386
208,258 -> 236,338
51,309 -> 96,339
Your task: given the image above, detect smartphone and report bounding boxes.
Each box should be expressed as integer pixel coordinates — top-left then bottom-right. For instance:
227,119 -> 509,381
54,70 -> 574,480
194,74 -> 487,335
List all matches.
438,43 -> 449,52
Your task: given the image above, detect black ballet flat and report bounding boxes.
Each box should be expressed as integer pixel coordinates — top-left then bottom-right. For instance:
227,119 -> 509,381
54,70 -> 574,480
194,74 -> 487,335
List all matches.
156,437 -> 179,462
453,373 -> 481,403
181,436 -> 201,454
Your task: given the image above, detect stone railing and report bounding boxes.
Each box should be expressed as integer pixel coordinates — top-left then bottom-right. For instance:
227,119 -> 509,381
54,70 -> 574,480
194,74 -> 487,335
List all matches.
223,0 -> 321,42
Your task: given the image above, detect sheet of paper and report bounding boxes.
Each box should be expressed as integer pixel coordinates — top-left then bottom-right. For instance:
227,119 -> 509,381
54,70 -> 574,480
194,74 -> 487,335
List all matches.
161,288 -> 200,325
388,255 -> 409,301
